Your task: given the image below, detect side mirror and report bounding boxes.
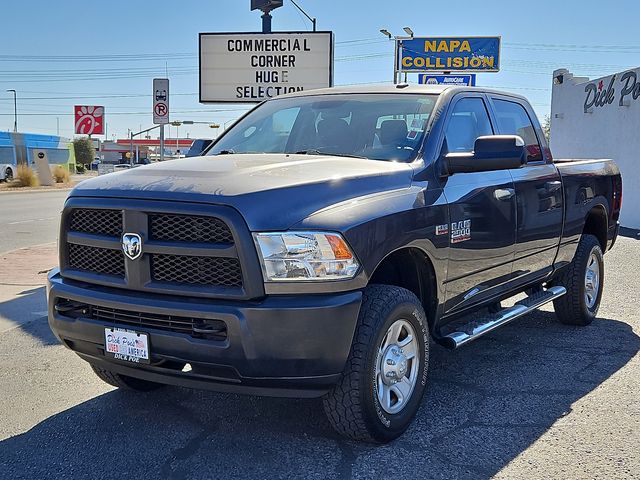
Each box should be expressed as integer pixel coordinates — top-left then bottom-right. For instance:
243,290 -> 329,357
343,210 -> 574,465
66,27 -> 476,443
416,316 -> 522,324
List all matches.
444,135 -> 526,175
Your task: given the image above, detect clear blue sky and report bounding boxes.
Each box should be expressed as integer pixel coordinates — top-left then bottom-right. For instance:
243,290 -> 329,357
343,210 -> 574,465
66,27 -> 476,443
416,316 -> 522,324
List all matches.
1,0 -> 638,141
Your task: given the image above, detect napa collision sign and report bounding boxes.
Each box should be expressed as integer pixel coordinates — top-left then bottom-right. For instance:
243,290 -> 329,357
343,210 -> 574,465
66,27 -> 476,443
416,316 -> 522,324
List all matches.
399,37 -> 500,72
199,32 -> 333,103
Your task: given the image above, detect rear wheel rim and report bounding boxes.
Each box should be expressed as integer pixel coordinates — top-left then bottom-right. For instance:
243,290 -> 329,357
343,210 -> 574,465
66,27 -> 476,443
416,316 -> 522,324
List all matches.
376,319 -> 420,415
584,251 -> 601,309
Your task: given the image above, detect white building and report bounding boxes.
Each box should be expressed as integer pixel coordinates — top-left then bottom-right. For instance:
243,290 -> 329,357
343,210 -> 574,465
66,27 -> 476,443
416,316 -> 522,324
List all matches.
551,66 -> 640,229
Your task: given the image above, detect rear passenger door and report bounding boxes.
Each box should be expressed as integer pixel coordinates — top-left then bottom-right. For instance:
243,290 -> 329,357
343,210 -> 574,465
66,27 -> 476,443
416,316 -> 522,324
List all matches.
487,96 -> 563,283
440,94 -> 517,313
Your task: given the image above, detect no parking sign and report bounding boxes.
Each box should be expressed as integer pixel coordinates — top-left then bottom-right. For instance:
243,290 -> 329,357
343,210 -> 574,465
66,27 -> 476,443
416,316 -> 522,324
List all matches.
153,78 -> 169,124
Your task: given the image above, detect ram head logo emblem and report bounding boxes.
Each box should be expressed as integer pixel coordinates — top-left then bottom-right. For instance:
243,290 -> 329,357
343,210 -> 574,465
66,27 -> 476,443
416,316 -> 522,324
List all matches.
122,233 -> 143,260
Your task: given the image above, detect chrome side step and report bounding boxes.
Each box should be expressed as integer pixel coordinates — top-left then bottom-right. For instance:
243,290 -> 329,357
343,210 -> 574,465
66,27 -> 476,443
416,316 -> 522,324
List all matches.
443,286 -> 567,349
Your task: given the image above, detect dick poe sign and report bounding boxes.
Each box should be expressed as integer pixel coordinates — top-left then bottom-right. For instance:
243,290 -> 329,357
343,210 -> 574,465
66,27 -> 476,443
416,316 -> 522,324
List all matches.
399,36 -> 500,72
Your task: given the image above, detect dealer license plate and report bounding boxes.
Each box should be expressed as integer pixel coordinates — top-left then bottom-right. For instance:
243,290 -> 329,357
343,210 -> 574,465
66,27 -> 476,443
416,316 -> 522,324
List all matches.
104,328 -> 150,364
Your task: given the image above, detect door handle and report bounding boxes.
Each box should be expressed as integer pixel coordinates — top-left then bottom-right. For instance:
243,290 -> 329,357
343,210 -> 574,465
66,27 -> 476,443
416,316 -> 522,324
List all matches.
494,188 -> 515,201
545,180 -> 562,192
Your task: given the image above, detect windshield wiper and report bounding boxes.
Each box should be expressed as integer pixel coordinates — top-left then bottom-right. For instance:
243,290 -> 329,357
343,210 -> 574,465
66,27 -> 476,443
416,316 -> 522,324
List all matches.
294,149 -> 323,155
294,149 -> 367,159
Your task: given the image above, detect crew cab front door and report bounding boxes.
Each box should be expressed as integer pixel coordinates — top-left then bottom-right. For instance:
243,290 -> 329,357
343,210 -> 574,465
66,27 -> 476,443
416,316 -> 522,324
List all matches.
439,95 -> 517,313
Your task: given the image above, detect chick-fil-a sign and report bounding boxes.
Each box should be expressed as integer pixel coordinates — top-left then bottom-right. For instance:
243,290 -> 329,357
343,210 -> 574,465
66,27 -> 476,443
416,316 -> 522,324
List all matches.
74,105 -> 104,135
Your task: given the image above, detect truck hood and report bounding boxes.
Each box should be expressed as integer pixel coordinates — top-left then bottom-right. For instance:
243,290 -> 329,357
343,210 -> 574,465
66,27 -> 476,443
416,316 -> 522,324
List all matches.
70,154 -> 414,230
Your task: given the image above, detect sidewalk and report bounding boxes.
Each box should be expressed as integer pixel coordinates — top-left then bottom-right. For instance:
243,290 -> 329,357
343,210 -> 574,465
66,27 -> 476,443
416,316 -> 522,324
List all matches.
0,243 -> 57,286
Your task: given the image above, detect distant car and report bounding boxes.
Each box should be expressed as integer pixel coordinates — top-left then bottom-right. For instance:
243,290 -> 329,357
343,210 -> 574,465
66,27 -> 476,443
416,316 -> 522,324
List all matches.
114,164 -> 131,171
1,164 -> 16,182
90,159 -> 101,171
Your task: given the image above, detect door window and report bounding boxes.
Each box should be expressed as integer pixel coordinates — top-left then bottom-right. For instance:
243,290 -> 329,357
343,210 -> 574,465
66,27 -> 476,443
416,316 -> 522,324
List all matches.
443,97 -> 493,153
492,99 -> 543,162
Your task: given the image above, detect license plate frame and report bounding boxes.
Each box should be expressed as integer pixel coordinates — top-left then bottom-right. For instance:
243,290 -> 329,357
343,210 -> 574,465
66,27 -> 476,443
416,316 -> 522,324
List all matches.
104,327 -> 150,364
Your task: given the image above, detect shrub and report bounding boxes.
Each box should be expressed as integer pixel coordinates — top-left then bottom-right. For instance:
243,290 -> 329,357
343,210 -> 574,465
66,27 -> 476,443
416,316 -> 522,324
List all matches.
52,165 -> 70,183
14,165 -> 40,187
73,137 -> 96,167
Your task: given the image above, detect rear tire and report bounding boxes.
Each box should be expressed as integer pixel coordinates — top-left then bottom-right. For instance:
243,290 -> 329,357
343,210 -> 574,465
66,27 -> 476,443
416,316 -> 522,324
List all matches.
323,285 -> 429,443
553,234 -> 604,326
4,167 -> 13,182
90,364 -> 165,392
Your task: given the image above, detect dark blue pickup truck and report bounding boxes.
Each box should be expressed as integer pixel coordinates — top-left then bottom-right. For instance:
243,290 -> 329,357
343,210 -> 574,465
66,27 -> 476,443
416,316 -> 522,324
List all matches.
48,84 -> 622,442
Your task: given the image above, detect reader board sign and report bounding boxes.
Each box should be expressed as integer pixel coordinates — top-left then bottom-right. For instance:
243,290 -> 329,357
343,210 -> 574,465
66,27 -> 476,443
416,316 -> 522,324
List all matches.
153,78 -> 169,124
419,74 -> 476,86
400,37 -> 500,72
199,32 -> 333,103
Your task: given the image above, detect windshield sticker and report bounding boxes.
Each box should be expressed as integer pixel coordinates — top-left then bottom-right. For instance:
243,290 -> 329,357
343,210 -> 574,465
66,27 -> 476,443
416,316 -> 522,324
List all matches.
451,219 -> 471,243
407,130 -> 419,140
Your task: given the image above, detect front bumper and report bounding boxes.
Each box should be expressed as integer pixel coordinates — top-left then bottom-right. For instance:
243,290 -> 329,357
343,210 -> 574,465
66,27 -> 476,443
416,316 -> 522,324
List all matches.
48,269 -> 362,398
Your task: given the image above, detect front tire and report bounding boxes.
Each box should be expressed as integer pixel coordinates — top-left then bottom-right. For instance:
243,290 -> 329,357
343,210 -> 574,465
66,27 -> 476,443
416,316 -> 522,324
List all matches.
323,285 -> 429,443
553,234 -> 604,326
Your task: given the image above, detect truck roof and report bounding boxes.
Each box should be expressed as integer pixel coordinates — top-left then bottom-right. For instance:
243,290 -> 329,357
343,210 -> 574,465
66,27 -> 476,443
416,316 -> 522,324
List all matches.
275,83 -> 528,103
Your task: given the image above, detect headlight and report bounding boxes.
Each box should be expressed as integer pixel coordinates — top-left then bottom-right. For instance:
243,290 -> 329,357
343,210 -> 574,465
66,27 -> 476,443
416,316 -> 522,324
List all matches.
254,231 -> 360,281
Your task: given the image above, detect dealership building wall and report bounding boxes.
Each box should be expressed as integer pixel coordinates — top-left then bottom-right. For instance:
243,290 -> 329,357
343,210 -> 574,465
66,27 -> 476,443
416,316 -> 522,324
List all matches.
551,67 -> 640,229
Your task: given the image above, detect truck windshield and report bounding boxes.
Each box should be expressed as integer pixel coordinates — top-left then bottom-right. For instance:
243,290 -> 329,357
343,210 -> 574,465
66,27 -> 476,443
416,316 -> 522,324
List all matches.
208,93 -> 437,162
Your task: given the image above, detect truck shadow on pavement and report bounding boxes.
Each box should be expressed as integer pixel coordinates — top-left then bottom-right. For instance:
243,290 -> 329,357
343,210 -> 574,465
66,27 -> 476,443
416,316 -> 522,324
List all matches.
2,311 -> 638,480
0,287 -> 58,346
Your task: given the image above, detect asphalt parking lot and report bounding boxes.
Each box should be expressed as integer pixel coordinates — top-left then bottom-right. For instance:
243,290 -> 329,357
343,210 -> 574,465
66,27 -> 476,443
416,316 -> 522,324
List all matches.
0,235 -> 638,480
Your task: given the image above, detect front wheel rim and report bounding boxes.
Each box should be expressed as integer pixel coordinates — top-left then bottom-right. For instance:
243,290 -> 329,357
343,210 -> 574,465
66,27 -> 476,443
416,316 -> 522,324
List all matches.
584,251 -> 601,309
376,319 -> 420,415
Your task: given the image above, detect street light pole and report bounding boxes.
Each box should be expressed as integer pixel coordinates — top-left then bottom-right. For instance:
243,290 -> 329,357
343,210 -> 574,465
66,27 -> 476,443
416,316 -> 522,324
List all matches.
380,29 -> 414,84
290,0 -> 317,31
6,89 -> 17,132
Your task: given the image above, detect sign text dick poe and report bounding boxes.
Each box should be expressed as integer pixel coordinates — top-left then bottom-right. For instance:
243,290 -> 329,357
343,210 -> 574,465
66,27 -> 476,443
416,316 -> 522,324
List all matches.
199,32 -> 333,103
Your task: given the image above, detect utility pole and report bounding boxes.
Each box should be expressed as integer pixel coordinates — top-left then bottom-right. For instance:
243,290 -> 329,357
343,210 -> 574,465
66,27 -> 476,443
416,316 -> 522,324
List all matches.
6,89 -> 17,132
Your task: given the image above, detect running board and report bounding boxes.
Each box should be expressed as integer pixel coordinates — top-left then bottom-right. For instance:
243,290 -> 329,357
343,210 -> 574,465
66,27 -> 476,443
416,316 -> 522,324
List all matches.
442,286 -> 567,349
